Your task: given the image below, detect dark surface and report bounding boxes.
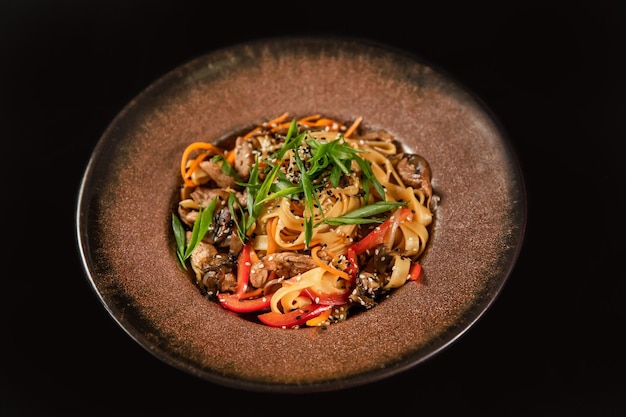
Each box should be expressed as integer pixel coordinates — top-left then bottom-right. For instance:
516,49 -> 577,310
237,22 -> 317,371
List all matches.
2,1 -> 624,416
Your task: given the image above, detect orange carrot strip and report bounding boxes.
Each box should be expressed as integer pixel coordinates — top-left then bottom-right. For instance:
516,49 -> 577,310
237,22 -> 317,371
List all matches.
297,114 -> 321,124
265,112 -> 290,127
344,116 -> 362,138
311,118 -> 339,127
269,121 -> 293,132
249,245 -> 260,264
306,308 -> 331,326
181,142 -> 225,186
266,217 -> 278,255
311,246 -> 351,280
238,287 -> 264,300
248,112 -> 291,137
184,151 -> 212,182
226,149 -> 237,165
243,127 -> 262,140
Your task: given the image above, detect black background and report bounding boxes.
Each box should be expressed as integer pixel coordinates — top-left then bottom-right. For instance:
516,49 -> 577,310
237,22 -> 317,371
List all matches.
2,1 -> 624,416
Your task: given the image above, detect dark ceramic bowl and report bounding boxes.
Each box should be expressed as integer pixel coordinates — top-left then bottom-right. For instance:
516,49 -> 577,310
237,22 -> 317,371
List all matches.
76,37 -> 526,393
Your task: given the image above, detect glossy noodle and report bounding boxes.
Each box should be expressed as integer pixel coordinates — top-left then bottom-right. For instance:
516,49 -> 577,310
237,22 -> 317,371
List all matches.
171,113 -> 437,328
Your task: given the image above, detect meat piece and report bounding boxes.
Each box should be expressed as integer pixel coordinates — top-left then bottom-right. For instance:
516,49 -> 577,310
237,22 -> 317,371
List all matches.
349,244 -> 399,308
178,187 -> 246,228
233,136 -> 257,180
349,271 -> 383,309
249,252 -> 318,288
204,205 -> 235,248
393,153 -> 433,200
189,240 -> 237,296
190,187 -> 231,208
199,158 -> 237,189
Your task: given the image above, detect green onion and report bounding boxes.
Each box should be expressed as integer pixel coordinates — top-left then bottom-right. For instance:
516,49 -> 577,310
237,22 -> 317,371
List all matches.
319,201 -> 408,226
208,117 -> 394,248
172,196 -> 218,269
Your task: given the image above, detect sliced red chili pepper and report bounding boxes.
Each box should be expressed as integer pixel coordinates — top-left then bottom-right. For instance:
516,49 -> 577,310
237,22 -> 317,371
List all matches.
257,304 -> 332,328
302,288 -> 349,306
408,262 -> 422,283
218,292 -> 272,313
346,207 -> 414,278
234,242 -> 253,297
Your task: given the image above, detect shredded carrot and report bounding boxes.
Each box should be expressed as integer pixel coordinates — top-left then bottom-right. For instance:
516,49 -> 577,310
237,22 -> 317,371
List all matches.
250,112 -> 290,137
180,142 -> 225,187
306,308 -> 332,326
266,216 -> 278,255
249,245 -> 260,264
184,151 -> 212,183
298,114 -> 321,124
311,118 -> 340,129
238,287 -> 264,300
265,112 -> 290,127
270,113 -> 317,133
344,116 -> 362,138
226,149 -> 236,165
311,246 -> 351,280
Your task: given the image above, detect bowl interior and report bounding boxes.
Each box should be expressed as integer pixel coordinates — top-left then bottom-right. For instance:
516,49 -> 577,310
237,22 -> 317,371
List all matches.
76,37 -> 526,393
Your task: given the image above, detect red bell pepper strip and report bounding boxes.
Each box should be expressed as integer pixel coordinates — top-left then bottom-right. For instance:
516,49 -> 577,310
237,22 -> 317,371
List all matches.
346,208 -> 414,278
301,288 -> 349,306
234,241 -> 252,297
257,304 -> 332,328
218,292 -> 272,313
218,242 -> 272,313
408,262 -> 422,283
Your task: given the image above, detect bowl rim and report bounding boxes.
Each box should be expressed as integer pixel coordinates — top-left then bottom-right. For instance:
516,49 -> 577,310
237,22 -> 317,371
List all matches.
75,36 -> 527,393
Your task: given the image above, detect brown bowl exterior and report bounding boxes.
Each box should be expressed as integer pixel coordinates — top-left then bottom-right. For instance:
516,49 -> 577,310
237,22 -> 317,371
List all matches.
76,37 -> 526,393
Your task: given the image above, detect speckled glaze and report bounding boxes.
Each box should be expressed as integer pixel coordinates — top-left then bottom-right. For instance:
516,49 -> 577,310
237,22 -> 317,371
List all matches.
76,37 -> 526,393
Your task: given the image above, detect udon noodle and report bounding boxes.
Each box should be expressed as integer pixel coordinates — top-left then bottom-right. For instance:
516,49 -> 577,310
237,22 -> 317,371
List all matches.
172,113 -> 436,328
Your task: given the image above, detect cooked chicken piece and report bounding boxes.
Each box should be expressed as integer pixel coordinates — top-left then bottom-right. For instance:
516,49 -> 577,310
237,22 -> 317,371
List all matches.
189,239 -> 237,296
249,252 -> 318,288
178,187 -> 246,228
391,153 -> 433,201
191,187 -> 231,209
233,136 -> 257,180
199,158 -> 237,189
349,271 -> 383,309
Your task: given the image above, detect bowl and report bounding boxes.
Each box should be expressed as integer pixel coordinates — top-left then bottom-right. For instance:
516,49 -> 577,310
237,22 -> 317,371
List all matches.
76,36 -> 526,393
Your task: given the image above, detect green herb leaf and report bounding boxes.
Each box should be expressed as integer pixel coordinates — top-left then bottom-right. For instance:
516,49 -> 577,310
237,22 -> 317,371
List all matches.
293,150 -> 315,248
355,156 -> 385,201
172,214 -> 188,270
172,197 -> 218,269
275,119 -> 305,160
228,192 -> 247,244
212,154 -> 240,181
320,217 -> 385,226
319,201 -> 408,226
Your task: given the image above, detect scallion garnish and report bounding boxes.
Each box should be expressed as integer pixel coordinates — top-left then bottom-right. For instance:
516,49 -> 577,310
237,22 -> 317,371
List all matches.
319,201 -> 408,226
182,117 -> 393,254
172,196 -> 218,269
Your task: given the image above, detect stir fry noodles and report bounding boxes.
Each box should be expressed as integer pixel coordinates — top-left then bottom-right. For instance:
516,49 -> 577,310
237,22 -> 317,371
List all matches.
172,113 -> 436,328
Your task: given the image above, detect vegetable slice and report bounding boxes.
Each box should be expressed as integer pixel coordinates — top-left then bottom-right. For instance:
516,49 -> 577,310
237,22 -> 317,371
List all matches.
258,304 -> 332,328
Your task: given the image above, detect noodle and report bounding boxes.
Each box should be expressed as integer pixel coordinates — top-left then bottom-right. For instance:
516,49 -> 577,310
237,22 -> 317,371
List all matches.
172,114 -> 436,328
